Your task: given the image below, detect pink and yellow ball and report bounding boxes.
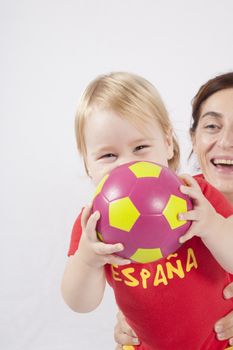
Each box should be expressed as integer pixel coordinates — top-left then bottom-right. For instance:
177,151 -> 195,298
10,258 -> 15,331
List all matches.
93,161 -> 192,263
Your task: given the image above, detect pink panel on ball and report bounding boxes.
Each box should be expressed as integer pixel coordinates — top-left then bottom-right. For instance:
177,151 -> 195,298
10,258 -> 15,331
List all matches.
130,214 -> 184,257
130,177 -> 171,214
101,164 -> 137,202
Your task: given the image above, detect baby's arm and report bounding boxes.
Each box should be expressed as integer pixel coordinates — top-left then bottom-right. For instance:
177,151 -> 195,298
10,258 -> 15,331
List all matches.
61,205 -> 130,313
178,174 -> 233,274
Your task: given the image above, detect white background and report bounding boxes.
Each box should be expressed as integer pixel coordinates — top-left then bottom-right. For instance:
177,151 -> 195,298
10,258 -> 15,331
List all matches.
1,1 -> 233,349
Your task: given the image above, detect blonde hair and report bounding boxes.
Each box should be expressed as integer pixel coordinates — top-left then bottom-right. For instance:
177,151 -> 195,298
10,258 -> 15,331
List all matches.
75,72 -> 180,172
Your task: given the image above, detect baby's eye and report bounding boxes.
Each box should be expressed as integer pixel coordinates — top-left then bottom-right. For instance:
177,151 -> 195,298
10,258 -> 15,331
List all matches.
99,153 -> 116,159
134,145 -> 150,152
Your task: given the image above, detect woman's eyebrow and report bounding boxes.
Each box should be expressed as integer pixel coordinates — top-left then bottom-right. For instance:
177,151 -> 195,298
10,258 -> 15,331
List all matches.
200,111 -> 223,119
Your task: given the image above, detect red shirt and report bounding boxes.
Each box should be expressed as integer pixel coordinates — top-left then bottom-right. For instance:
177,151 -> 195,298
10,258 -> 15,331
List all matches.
68,174 -> 233,350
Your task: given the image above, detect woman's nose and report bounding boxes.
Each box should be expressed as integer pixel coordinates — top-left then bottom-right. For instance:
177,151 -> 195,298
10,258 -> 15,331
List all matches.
217,128 -> 233,149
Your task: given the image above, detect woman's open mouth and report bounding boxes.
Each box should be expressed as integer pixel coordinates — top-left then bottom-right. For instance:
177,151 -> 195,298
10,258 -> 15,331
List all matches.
211,158 -> 233,173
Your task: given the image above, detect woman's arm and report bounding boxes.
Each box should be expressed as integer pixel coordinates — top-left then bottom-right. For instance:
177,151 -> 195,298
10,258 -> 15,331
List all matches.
179,174 -> 233,274
214,282 -> 233,346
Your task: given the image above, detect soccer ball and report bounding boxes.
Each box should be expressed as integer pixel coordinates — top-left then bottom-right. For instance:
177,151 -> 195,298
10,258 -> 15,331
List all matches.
92,161 -> 192,263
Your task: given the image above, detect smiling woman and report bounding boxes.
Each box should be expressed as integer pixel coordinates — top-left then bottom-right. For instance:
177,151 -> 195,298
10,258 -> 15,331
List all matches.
114,72 -> 233,349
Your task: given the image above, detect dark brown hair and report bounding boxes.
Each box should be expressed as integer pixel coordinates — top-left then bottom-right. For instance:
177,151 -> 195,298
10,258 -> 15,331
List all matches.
190,72 -> 233,136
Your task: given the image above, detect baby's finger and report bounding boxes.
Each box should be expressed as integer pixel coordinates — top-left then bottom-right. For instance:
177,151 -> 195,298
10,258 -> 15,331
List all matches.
85,210 -> 100,241
94,241 -> 124,255
106,255 -> 131,266
81,205 -> 92,229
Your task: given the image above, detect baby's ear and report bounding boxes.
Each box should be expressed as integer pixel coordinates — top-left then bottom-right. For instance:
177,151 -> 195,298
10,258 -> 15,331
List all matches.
87,168 -> 92,179
83,157 -> 92,178
166,129 -> 174,160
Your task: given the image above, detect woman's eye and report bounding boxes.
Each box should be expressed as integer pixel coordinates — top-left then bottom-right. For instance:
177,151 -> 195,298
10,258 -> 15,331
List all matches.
134,145 -> 149,152
204,124 -> 220,130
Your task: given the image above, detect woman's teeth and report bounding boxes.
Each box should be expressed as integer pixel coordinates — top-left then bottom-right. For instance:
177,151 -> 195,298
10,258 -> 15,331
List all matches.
213,159 -> 233,165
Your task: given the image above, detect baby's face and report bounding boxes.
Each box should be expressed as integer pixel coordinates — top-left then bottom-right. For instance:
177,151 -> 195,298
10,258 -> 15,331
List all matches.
84,109 -> 174,186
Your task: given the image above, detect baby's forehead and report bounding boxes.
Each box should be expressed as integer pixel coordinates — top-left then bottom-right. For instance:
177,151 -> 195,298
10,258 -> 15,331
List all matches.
88,105 -> 158,126
84,112 -> 163,149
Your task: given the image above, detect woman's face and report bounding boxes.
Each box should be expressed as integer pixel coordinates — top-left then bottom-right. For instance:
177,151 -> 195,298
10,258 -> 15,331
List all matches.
192,88 -> 233,204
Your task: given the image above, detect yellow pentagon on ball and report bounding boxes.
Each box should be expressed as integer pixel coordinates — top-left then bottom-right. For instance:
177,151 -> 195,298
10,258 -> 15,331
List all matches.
93,174 -> 109,198
96,231 -> 104,242
129,161 -> 162,178
130,247 -> 163,263
163,194 -> 187,229
109,197 -> 140,232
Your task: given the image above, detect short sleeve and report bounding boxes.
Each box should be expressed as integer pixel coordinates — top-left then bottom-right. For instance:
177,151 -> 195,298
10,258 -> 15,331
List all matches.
194,174 -> 233,218
67,211 -> 83,256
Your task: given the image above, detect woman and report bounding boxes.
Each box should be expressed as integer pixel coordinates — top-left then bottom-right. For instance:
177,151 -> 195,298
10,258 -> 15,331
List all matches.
114,72 -> 233,349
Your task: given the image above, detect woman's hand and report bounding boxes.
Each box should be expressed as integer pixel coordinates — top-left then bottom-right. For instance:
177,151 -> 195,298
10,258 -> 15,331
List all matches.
114,310 -> 140,349
78,205 -> 131,268
177,174 -> 223,244
214,282 -> 233,346
178,174 -> 233,274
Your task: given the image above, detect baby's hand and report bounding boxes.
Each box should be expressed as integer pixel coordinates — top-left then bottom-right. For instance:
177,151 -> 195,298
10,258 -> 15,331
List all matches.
78,205 -> 131,268
178,174 -> 223,244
